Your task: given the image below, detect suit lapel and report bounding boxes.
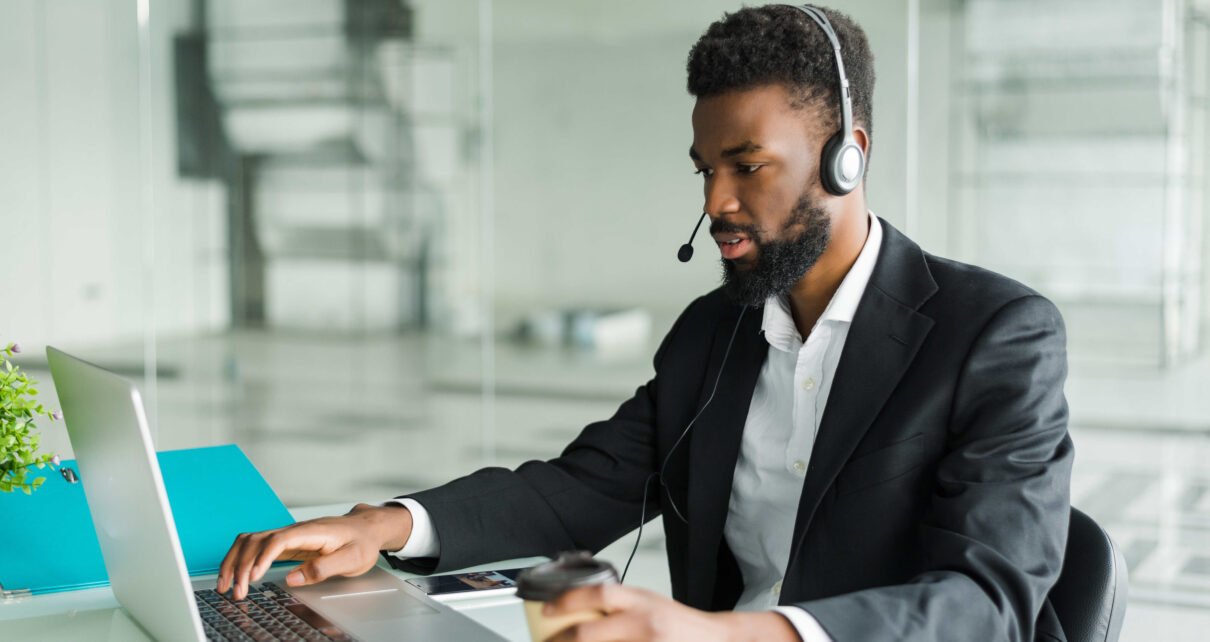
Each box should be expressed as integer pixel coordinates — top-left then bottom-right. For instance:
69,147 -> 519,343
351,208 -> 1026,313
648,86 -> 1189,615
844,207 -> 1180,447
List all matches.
684,302 -> 766,608
788,221 -> 938,561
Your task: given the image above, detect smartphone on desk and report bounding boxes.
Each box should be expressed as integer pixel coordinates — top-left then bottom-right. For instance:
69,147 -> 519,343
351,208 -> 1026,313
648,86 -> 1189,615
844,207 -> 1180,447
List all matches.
404,568 -> 524,601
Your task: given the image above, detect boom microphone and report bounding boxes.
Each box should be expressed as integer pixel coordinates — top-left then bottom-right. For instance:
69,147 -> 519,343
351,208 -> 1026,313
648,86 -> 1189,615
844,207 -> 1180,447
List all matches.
678,212 -> 709,262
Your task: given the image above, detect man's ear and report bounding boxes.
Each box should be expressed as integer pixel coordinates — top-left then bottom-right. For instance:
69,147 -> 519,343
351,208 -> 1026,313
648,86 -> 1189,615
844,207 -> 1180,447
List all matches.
853,126 -> 870,157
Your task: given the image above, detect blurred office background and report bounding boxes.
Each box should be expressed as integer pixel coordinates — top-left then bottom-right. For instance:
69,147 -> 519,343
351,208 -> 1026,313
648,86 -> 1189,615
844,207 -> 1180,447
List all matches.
2,0 -> 1208,638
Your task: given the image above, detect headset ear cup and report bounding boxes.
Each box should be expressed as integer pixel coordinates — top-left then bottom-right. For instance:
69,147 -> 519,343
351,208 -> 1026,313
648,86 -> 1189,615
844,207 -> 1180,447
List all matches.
820,130 -> 864,196
820,131 -> 848,196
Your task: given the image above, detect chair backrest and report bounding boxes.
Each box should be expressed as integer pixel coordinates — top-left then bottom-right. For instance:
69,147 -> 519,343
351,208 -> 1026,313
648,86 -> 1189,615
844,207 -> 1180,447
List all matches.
1049,507 -> 1129,642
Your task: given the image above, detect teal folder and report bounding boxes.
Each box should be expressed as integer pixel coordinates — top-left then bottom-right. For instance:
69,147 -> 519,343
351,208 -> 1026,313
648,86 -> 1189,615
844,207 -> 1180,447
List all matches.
0,444 -> 295,596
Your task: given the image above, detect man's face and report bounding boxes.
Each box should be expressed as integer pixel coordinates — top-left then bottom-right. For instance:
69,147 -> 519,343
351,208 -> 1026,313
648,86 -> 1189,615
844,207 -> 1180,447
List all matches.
690,84 -> 833,306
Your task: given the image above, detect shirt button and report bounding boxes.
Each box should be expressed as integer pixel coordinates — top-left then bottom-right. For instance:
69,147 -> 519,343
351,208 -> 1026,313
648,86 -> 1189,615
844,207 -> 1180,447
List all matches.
792,460 -> 807,474
801,377 -> 816,391
772,579 -> 783,596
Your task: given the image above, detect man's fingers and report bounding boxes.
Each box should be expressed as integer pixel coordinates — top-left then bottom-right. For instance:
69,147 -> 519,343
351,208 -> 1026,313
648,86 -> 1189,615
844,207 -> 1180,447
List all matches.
217,532 -> 252,593
234,524 -> 348,598
277,549 -> 321,562
233,531 -> 271,600
213,511 -> 390,597
554,613 -> 646,642
248,528 -> 333,584
286,544 -> 370,587
546,583 -> 645,617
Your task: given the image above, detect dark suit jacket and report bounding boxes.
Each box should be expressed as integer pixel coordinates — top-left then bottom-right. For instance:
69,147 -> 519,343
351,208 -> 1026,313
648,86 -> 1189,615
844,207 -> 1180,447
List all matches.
390,219 -> 1073,642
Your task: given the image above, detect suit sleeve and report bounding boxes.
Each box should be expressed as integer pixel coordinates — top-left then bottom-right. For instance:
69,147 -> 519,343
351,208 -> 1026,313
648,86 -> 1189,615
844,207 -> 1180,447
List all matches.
800,295 -> 1074,642
384,302 -> 698,574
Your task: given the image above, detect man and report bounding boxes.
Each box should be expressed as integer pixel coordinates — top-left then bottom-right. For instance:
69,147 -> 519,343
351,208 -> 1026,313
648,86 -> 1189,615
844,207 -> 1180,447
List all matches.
219,5 -> 1073,641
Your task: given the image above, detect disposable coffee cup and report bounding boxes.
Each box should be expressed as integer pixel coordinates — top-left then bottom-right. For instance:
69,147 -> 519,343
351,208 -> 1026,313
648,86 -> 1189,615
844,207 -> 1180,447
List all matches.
516,551 -> 619,642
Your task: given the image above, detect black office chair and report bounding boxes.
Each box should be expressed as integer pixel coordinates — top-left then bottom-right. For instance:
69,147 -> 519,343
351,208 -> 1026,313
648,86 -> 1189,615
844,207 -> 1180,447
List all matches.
1048,507 -> 1129,642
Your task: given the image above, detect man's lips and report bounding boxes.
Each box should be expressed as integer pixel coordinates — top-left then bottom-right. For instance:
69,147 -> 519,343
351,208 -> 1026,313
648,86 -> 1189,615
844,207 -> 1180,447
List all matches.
713,233 -> 753,260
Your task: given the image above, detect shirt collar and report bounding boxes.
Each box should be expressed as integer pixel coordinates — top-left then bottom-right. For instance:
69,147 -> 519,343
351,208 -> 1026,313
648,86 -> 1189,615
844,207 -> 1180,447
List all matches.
761,212 -> 883,351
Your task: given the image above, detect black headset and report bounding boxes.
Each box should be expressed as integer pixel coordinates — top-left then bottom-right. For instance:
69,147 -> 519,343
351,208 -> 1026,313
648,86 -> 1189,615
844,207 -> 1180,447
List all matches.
677,3 -> 864,264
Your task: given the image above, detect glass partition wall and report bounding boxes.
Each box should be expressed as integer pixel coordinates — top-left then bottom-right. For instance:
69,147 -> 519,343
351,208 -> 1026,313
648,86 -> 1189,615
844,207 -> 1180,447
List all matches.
946,0 -> 1208,369
939,0 -> 1210,622
190,0 -> 495,504
929,0 -> 1210,633
1,0 -> 495,506
4,1 -> 1210,639
2,0 -> 164,464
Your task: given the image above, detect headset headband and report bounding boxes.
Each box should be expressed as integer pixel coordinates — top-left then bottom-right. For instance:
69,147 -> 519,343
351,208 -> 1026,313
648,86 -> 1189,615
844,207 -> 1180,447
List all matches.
788,4 -> 855,145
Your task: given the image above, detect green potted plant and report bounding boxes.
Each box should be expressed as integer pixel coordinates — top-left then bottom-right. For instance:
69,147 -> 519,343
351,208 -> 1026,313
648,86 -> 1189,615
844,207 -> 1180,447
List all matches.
0,341 -> 60,494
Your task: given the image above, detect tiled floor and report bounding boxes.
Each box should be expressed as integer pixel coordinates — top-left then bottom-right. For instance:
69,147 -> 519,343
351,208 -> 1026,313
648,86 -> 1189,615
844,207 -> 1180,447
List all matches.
16,329 -> 1210,640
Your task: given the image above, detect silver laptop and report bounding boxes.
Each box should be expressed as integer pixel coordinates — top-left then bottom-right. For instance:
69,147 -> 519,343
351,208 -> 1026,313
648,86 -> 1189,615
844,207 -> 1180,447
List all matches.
47,346 -> 506,642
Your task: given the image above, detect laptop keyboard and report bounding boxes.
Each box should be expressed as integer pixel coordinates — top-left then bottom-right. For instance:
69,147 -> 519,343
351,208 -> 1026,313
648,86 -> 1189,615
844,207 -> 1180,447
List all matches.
196,582 -> 354,642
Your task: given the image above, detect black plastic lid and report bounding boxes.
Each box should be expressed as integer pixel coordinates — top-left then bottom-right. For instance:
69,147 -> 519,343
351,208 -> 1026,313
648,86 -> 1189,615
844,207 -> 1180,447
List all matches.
515,551 -> 619,601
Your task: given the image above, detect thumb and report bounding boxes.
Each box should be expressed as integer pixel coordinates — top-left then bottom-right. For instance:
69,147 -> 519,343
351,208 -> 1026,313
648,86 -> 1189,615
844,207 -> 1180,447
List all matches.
285,565 -> 311,587
287,545 -> 366,587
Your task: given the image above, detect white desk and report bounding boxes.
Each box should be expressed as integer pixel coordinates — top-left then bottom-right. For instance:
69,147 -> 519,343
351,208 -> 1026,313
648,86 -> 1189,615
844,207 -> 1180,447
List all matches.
0,503 -> 544,641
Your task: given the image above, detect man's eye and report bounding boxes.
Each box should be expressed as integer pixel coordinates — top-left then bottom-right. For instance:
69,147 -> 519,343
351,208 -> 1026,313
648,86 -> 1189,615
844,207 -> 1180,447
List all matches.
738,164 -> 762,174
694,168 -> 713,178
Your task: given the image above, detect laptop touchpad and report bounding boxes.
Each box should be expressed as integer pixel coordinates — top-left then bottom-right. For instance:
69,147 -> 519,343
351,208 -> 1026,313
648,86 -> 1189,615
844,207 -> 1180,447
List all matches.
318,588 -> 438,622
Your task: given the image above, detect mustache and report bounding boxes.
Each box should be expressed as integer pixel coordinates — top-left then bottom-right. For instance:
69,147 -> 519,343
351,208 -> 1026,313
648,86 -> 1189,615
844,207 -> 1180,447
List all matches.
709,219 -> 761,239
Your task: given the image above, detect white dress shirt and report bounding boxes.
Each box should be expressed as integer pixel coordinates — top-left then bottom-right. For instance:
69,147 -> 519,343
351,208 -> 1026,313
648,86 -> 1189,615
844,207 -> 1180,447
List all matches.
728,212 -> 882,640
387,213 -> 883,642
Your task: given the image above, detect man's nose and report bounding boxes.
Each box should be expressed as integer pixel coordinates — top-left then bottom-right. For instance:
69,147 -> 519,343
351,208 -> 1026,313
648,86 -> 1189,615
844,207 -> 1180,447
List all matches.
703,174 -> 740,218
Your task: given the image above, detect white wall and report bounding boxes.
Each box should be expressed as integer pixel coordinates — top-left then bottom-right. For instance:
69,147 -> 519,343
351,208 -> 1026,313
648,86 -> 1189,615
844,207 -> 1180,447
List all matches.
0,0 -> 226,351
465,0 -> 918,325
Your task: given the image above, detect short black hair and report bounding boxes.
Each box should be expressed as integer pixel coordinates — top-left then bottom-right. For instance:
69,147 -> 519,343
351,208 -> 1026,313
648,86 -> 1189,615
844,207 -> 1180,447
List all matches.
687,4 -> 875,156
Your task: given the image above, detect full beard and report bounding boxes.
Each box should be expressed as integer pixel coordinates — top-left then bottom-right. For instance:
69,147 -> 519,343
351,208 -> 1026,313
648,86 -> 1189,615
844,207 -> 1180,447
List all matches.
718,193 -> 832,307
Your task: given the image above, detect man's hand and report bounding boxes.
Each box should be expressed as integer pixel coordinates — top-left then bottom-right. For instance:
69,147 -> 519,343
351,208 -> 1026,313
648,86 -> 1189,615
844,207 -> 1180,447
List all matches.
545,583 -> 799,642
216,503 -> 413,600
